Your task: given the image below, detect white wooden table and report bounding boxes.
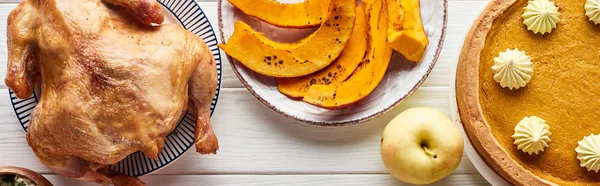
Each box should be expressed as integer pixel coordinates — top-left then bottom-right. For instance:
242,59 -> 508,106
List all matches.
0,0 -> 495,185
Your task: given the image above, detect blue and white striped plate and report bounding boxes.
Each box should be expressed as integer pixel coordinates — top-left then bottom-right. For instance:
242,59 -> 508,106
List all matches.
8,0 -> 222,177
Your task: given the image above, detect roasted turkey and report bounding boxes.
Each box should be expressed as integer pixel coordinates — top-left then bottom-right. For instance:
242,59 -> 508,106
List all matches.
5,0 -> 218,185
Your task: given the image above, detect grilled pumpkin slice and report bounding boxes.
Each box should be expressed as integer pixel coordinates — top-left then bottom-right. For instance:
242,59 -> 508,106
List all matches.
277,5 -> 368,98
226,0 -> 329,28
303,0 -> 393,109
219,0 -> 356,78
386,0 -> 429,62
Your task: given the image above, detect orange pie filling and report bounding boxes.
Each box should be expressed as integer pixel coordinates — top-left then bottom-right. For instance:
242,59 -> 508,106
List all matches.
479,0 -> 600,184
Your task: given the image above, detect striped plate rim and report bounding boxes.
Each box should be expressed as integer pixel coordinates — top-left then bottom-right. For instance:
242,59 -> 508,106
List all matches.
8,0 -> 222,177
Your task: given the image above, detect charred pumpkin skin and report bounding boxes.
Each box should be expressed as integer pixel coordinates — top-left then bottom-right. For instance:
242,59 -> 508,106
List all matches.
277,6 -> 368,98
303,0 -> 393,109
219,0 -> 356,78
227,0 -> 329,28
386,0 -> 429,62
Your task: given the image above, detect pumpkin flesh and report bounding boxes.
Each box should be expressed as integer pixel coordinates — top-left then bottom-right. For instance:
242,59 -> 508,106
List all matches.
303,0 -> 393,109
277,5 -> 368,98
386,0 -> 429,62
219,0 -> 356,78
226,0 -> 329,28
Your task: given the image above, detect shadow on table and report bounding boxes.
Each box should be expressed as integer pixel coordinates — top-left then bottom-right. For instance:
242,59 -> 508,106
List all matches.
258,102 -> 414,144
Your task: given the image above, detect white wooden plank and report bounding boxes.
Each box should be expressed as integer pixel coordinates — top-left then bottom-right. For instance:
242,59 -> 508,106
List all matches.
0,87 -> 478,174
0,4 -> 11,89
0,1 -> 489,88
40,174 -> 490,186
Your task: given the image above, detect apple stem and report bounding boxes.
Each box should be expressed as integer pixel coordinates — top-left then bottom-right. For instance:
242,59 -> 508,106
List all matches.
422,146 -> 438,159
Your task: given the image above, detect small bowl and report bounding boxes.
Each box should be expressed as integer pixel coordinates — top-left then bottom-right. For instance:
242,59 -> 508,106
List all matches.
0,166 -> 52,186
218,0 -> 448,126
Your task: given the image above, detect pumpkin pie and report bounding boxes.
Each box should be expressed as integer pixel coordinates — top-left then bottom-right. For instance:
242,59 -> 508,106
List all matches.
456,0 -> 600,185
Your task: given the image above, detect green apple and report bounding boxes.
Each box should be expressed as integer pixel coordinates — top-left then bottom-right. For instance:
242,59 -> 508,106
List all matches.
380,107 -> 464,185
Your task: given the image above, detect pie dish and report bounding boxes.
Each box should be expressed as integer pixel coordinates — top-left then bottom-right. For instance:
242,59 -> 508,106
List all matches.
456,0 -> 600,185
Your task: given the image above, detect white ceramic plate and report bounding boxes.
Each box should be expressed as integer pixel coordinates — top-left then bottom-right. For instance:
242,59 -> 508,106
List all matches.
218,0 -> 447,125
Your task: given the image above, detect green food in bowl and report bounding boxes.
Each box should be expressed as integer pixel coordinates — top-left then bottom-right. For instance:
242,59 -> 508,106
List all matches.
0,175 -> 37,186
